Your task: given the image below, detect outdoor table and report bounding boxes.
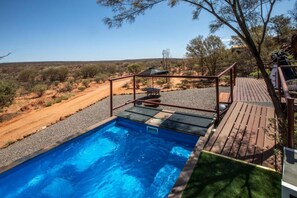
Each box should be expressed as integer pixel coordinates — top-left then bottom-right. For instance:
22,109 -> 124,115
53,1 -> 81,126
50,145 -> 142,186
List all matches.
142,87 -> 161,96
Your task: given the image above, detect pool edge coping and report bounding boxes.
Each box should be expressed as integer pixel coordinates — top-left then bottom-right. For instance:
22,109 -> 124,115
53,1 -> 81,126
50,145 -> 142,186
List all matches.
168,124 -> 214,198
0,116 -> 117,174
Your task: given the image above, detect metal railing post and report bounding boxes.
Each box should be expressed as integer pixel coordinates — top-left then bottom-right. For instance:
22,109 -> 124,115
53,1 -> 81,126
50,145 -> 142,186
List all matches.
287,98 -> 294,148
234,63 -> 237,86
230,68 -> 233,103
215,77 -> 220,125
109,79 -> 113,117
257,65 -> 260,79
133,75 -> 136,106
277,61 -> 282,101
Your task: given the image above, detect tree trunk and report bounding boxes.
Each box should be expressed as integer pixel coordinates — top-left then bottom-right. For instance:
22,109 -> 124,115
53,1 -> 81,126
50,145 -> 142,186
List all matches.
249,47 -> 284,119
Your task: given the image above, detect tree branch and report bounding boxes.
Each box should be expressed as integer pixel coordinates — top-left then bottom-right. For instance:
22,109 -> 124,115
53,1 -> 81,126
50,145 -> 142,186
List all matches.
0,52 -> 13,60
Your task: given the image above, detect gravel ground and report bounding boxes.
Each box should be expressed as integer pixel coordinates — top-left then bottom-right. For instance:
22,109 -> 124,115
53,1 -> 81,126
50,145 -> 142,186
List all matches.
0,87 -> 229,168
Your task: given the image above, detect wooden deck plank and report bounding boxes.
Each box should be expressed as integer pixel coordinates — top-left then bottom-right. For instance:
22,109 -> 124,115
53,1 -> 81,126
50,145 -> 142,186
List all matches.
204,102 -> 237,151
234,78 -> 272,103
221,103 -> 248,156
229,104 -> 253,158
237,105 -> 257,159
262,107 -> 276,169
211,103 -> 244,153
245,105 -> 262,162
253,107 -> 267,165
204,78 -> 277,169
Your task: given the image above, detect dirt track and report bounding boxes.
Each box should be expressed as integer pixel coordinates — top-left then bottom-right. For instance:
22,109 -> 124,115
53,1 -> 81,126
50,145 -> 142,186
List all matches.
0,78 -> 130,148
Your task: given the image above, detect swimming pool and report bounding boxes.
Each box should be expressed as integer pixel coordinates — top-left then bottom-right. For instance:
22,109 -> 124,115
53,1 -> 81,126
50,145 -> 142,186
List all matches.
0,118 -> 199,198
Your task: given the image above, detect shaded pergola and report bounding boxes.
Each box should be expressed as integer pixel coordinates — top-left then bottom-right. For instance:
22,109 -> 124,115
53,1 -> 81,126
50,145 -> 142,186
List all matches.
137,67 -> 169,88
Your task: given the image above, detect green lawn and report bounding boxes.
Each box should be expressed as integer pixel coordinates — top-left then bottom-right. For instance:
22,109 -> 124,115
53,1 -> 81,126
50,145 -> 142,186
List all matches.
182,151 -> 281,198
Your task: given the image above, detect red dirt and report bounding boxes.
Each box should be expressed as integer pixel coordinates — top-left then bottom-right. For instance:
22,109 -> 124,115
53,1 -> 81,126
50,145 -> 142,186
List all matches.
0,78 -> 130,148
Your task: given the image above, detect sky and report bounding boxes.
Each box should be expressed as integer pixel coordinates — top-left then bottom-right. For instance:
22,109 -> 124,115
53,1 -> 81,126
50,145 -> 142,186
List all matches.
0,0 -> 295,63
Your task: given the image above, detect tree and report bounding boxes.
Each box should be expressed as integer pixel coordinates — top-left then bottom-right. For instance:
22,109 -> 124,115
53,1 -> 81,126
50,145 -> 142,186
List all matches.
0,52 -> 12,60
97,0 -> 284,118
186,35 -> 225,75
269,14 -> 292,44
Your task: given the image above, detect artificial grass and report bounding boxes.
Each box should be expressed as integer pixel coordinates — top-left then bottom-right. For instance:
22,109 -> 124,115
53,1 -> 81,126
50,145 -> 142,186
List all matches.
182,151 -> 281,198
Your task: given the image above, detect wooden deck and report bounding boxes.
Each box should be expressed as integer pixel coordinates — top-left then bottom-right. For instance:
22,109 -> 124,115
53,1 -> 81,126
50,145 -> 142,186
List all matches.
204,77 -> 280,170
234,77 -> 272,104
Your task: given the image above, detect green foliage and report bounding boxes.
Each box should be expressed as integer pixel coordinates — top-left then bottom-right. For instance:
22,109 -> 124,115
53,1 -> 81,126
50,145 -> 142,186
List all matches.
42,67 -> 69,82
249,69 -> 271,79
269,14 -> 292,44
78,86 -> 86,91
80,65 -> 98,78
186,35 -> 225,76
18,69 -> 38,83
94,74 -> 108,83
82,79 -> 90,88
31,84 -> 47,97
4,140 -> 14,147
45,101 -> 53,107
0,81 -> 17,110
59,82 -> 73,92
128,63 -> 142,74
53,97 -> 62,103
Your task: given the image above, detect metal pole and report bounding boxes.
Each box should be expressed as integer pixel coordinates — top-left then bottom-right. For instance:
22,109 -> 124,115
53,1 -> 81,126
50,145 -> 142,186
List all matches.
215,77 -> 220,126
230,68 -> 233,103
234,64 -> 237,86
133,75 -> 136,106
109,80 -> 113,117
287,98 -> 294,148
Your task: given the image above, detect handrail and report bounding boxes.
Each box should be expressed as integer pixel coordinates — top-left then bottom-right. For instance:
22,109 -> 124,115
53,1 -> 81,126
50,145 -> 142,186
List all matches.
278,67 -> 293,99
135,74 -> 217,79
279,65 -> 297,68
277,66 -> 295,148
217,62 -> 237,77
109,74 -> 134,81
135,99 -> 216,113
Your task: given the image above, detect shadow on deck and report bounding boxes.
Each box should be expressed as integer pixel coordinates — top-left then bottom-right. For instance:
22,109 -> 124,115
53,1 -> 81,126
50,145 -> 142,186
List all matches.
204,77 -> 281,171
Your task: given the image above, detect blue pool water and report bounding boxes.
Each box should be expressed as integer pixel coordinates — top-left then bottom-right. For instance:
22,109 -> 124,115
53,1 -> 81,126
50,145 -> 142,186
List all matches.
0,118 -> 198,198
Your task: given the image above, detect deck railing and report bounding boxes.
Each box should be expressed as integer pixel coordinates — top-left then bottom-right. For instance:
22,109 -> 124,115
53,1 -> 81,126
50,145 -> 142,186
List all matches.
277,64 -> 296,148
109,63 -> 237,125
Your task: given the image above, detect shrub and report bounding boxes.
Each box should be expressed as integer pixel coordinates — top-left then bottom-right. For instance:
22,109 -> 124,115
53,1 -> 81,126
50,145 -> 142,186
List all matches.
54,97 -> 62,103
0,81 -> 16,110
249,69 -> 271,78
59,82 -> 73,92
31,84 -> 47,97
128,63 -> 142,74
82,79 -> 90,88
60,94 -> 72,100
42,67 -> 69,83
80,65 -> 98,78
78,86 -> 86,91
56,67 -> 69,82
44,101 -> 52,107
18,69 -> 38,83
94,74 -> 108,83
